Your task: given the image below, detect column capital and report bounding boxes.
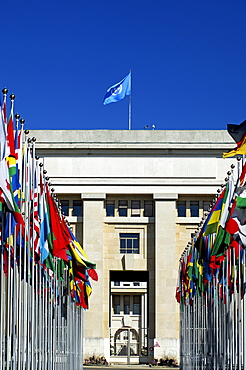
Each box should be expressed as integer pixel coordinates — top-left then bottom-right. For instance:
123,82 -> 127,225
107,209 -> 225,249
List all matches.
81,193 -> 106,200
153,193 -> 178,200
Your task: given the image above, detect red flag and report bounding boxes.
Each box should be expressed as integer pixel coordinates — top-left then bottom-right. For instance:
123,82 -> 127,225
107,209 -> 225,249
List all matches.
46,184 -> 69,261
88,268 -> 98,281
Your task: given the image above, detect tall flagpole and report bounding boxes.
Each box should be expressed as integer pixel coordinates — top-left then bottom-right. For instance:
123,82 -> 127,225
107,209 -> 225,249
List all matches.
128,94 -> 131,130
128,70 -> 131,130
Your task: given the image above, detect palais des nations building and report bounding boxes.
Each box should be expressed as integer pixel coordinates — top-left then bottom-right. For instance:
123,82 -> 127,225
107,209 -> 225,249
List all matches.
33,129 -> 235,364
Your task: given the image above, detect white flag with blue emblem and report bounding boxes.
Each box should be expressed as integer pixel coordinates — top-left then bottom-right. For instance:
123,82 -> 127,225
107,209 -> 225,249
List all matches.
103,72 -> 131,105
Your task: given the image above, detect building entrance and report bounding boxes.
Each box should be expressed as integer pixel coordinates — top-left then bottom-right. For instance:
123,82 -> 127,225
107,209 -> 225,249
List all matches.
113,328 -> 139,356
109,271 -> 149,364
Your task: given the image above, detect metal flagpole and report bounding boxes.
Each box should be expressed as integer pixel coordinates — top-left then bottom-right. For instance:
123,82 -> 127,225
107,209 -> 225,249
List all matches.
128,70 -> 131,130
128,94 -> 131,130
30,140 -> 35,370
243,248 -> 246,368
17,118 -> 24,370
0,207 -> 4,370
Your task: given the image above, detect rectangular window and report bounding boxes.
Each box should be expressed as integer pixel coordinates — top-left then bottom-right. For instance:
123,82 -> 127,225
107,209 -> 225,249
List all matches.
124,295 -> 130,314
190,201 -> 199,217
106,200 -> 115,216
133,295 -> 141,315
72,200 -> 82,216
131,200 -> 140,217
144,200 -> 153,217
118,200 -> 128,217
60,200 -> 69,216
113,295 -> 120,314
203,201 -> 210,214
177,201 -> 186,217
120,233 -> 139,254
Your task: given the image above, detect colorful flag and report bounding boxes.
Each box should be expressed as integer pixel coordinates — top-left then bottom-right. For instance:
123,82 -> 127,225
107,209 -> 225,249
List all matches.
223,120 -> 246,158
39,171 -> 50,263
103,72 -> 131,105
45,184 -> 69,261
203,188 -> 226,236
227,120 -> 246,143
223,133 -> 246,158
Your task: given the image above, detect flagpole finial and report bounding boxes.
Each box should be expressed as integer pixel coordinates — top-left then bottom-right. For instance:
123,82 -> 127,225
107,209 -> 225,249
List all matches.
24,129 -> 29,134
43,170 -> 47,174
20,118 -> 25,125
32,137 -> 36,142
2,87 -> 8,94
39,162 -> 43,167
15,113 -> 20,120
10,94 -> 15,101
35,155 -> 40,160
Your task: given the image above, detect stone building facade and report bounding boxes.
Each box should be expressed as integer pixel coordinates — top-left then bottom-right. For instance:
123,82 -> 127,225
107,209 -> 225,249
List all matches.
33,129 -> 235,364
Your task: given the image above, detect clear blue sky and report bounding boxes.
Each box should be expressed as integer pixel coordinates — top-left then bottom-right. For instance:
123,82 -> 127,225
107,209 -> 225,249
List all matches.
1,1 -> 246,131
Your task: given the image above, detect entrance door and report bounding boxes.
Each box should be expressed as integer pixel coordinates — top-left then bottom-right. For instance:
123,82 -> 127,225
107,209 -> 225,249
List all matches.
114,328 -> 139,357
110,274 -> 148,363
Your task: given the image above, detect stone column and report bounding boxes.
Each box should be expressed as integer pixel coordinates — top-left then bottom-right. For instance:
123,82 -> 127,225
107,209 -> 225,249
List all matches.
153,193 -> 178,359
81,193 -> 108,358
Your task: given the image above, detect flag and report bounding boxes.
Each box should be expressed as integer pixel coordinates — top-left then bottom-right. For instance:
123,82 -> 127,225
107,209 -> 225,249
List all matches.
223,134 -> 246,158
223,120 -> 246,158
67,227 -> 96,269
39,171 -> 50,263
45,184 -> 69,261
227,120 -> 246,143
203,188 -> 226,236
6,103 -> 17,177
103,72 -> 131,105
30,164 -> 40,255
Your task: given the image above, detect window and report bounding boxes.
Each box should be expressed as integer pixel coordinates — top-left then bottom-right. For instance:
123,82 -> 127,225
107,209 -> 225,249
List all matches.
72,200 -> 82,216
203,201 -> 210,214
119,201 -> 128,217
114,281 -> 120,286
124,295 -> 130,314
120,233 -> 139,254
144,200 -> 153,217
131,200 -> 140,217
60,200 -> 69,216
133,295 -> 141,314
177,201 -> 186,217
113,295 -> 120,314
106,200 -> 115,216
112,294 -> 142,316
190,201 -> 199,217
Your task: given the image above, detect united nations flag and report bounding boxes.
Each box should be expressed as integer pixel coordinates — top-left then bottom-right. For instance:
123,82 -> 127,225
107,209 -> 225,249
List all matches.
103,72 -> 131,105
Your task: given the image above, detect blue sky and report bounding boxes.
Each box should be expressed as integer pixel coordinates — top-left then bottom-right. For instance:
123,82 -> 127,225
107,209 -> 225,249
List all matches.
1,1 -> 246,131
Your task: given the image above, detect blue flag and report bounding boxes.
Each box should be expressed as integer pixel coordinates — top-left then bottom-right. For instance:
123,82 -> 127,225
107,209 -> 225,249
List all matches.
103,72 -> 131,105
